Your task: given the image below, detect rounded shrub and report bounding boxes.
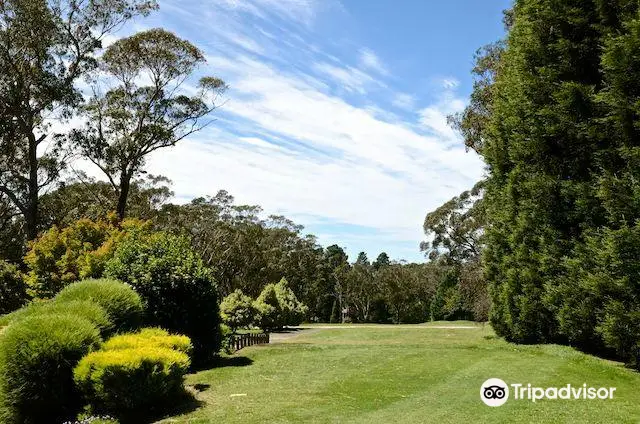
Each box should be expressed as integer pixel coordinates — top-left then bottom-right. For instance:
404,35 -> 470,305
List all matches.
0,314 -> 102,423
220,289 -> 256,332
73,346 -> 190,420
55,279 -> 143,333
0,261 -> 27,315
105,232 -> 221,364
103,328 -> 192,355
0,300 -> 112,336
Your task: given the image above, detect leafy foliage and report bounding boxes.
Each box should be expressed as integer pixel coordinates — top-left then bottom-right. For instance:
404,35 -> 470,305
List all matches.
105,231 -> 220,364
0,260 -> 27,314
253,278 -> 308,331
0,314 -> 102,423
220,289 -> 257,332
24,218 -> 115,298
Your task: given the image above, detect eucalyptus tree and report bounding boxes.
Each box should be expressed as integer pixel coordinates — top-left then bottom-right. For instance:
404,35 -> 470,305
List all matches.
73,28 -> 227,219
0,0 -> 157,239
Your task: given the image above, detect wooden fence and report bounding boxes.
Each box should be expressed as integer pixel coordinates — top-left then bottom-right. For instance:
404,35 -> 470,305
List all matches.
231,332 -> 269,351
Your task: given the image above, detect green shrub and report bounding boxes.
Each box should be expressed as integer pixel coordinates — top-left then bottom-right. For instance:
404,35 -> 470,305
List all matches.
103,328 -> 192,355
254,279 -> 307,331
274,278 -> 307,326
0,261 -> 27,315
74,346 -> 190,420
0,300 -> 112,336
220,289 -> 256,332
0,315 -> 102,423
253,283 -> 281,331
105,232 -> 221,364
55,279 -> 143,333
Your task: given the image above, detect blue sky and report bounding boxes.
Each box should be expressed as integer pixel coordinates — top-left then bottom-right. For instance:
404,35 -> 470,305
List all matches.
98,0 -> 511,262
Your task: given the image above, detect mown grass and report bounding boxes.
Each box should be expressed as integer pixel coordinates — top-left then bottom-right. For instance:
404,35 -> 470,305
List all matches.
158,323 -> 640,423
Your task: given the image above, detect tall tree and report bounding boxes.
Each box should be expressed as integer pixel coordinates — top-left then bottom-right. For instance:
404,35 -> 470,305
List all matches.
459,0 -> 630,344
73,28 -> 226,219
421,180 -> 485,263
372,252 -> 390,270
0,0 -> 157,239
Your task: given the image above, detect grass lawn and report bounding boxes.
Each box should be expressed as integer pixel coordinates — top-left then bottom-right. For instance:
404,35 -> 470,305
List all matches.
159,323 -> 640,424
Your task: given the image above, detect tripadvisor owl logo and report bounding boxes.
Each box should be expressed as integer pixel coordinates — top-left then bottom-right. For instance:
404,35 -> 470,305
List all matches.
481,378 -> 509,407
480,378 -> 617,406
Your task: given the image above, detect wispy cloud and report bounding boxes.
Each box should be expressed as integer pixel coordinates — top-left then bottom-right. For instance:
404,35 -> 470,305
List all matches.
76,0 -> 484,261
359,48 -> 389,76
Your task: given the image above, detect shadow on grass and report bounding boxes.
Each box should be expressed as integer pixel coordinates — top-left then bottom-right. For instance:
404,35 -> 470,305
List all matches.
270,327 -> 304,334
117,389 -> 203,424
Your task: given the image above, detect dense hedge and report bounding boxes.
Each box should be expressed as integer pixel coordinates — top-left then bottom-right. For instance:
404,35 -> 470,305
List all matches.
74,332 -> 191,420
55,279 -> 143,333
105,232 -> 221,364
0,261 -> 27,315
0,315 -> 102,423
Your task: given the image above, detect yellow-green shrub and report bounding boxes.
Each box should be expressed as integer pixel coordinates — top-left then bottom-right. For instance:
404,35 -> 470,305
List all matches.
73,346 -> 190,419
103,328 -> 192,355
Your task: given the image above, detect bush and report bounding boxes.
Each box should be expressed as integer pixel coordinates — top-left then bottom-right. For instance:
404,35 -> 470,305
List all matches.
0,300 -> 112,336
253,283 -> 281,331
55,279 -> 143,333
24,219 -> 114,299
0,261 -> 27,315
103,328 -> 192,355
23,218 -> 152,300
254,278 -> 307,331
220,289 -> 256,332
0,315 -> 102,423
74,346 -> 190,420
274,278 -> 307,326
105,232 -> 221,364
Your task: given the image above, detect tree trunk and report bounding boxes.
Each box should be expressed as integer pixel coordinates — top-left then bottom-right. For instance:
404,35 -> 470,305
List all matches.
26,134 -> 39,240
116,175 -> 131,220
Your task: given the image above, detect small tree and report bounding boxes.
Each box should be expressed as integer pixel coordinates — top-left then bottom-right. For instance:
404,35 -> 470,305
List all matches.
254,278 -> 307,331
220,289 -> 256,333
74,28 -> 227,219
253,284 -> 281,332
274,278 -> 308,326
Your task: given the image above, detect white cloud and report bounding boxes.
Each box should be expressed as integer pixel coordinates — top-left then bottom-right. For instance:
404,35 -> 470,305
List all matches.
392,93 -> 416,110
442,77 -> 460,89
73,0 -> 484,261
312,62 -> 384,94
359,48 -> 388,76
